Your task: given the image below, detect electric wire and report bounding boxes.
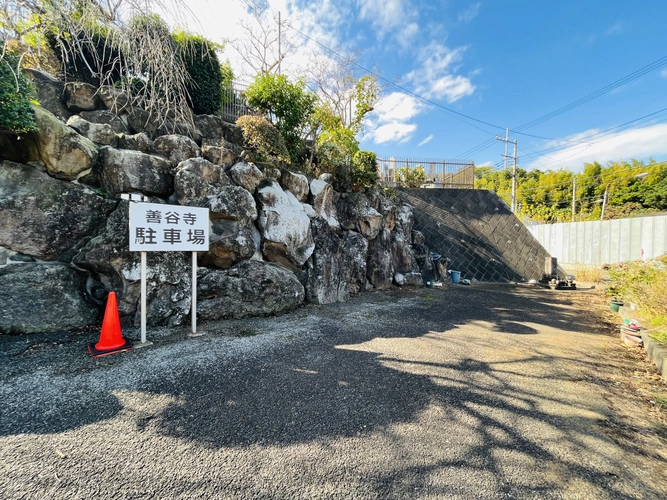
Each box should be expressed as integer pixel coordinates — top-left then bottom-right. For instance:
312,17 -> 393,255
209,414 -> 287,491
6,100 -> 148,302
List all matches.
284,19 -> 667,171
511,55 -> 667,132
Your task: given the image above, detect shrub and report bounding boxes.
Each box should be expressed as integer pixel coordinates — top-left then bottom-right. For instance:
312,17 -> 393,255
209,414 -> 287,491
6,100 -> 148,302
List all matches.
316,127 -> 359,173
608,255 -> 667,344
351,150 -> 379,191
395,165 -> 426,188
245,73 -> 316,163
0,43 -> 37,134
172,31 -> 223,115
236,115 -> 290,164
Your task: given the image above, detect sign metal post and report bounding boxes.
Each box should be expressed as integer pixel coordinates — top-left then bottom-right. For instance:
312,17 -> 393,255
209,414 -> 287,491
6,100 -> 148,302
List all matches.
141,251 -> 148,345
128,201 -> 209,345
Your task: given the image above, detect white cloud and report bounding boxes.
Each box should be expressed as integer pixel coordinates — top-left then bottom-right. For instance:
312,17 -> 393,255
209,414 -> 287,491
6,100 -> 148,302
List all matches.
406,42 -> 475,102
458,3 -> 481,23
366,92 -> 424,144
357,0 -> 419,46
369,123 -> 417,144
660,69 -> 667,78
418,134 -> 434,147
373,92 -> 424,122
160,0 -> 351,82
525,123 -> 667,171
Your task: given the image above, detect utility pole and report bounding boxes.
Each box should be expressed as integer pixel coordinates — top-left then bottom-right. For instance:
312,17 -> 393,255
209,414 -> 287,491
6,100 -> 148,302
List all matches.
496,128 -> 519,212
278,11 -> 281,75
571,177 -> 577,222
600,184 -> 609,221
511,139 -> 518,212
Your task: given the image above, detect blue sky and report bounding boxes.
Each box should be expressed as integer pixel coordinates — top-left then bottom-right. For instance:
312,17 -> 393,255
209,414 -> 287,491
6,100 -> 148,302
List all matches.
174,0 -> 667,172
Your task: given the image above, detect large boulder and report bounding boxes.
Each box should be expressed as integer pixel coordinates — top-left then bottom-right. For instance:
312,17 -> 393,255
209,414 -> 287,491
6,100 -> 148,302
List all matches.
310,179 -> 339,230
64,82 -> 100,112
368,190 -> 398,231
98,146 -> 173,197
197,260 -> 304,320
66,116 -> 117,146
337,192 -> 383,240
256,181 -> 314,271
32,105 -> 98,180
200,219 -> 256,269
117,132 -> 152,153
22,68 -> 72,122
228,162 -> 263,192
395,203 -> 415,239
0,263 -> 100,334
174,158 -> 257,221
280,170 -> 309,202
98,85 -> 131,114
391,231 -> 420,275
305,217 -> 357,304
0,161 -> 117,260
72,200 -> 192,326
126,108 -> 159,137
201,145 -> 237,167
366,228 -> 394,289
202,137 -> 243,155
151,134 -> 200,169
79,110 -> 127,134
155,118 -> 202,145
195,114 -> 244,147
341,231 -> 369,295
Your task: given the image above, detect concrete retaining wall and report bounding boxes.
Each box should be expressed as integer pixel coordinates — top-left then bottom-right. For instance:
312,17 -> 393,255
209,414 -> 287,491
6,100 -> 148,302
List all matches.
397,188 -> 554,282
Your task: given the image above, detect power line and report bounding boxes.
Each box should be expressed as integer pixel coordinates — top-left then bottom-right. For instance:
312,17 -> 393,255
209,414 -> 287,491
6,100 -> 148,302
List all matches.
284,22 -> 506,135
517,107 -> 667,166
511,55 -> 667,132
285,19 -> 667,170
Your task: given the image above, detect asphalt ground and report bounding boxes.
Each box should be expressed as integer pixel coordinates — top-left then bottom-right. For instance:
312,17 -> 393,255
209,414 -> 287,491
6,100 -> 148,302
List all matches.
1,284 -> 666,499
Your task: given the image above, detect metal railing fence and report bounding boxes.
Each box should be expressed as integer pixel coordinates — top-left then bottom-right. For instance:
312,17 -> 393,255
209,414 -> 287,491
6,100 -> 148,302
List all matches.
377,156 -> 475,188
219,82 -> 263,123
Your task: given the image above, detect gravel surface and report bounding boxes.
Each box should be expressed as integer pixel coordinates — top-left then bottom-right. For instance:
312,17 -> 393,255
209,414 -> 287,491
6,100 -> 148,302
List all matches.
1,284 -> 666,499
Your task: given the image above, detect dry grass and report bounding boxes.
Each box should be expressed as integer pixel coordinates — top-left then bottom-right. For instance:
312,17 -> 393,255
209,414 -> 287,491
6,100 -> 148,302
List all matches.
572,264 -> 604,283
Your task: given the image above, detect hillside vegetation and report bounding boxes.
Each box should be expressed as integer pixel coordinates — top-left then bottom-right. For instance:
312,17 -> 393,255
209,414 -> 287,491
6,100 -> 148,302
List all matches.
475,159 -> 667,223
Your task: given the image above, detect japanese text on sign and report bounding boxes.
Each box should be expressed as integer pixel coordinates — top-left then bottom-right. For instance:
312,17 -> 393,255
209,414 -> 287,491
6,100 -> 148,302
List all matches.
129,202 -> 209,252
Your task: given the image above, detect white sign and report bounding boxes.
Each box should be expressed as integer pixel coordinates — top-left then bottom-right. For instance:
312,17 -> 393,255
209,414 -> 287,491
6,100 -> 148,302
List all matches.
129,202 -> 209,252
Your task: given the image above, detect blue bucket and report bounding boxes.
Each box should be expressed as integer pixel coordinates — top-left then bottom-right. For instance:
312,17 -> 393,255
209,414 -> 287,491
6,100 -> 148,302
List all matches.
450,270 -> 461,284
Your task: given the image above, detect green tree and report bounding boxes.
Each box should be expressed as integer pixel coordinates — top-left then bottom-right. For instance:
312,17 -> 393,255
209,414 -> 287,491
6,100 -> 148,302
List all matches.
395,164 -> 426,188
316,126 -> 359,173
350,150 -> 379,191
245,73 -> 316,163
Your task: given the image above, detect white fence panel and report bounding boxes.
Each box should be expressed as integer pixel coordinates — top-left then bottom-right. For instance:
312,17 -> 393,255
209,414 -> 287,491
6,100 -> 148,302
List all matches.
528,214 -> 667,265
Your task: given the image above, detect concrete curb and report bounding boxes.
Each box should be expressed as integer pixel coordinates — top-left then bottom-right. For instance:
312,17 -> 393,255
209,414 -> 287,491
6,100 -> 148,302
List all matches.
641,332 -> 667,380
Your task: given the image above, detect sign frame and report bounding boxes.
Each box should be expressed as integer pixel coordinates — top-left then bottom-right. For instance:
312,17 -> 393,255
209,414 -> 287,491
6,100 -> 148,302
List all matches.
127,199 -> 210,343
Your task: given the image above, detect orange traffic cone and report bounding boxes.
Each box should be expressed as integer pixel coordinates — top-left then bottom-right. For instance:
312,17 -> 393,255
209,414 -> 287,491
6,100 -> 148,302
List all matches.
88,292 -> 133,358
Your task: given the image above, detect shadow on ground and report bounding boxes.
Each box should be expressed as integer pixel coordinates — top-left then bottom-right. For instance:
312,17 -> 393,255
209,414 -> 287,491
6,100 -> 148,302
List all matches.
1,285 -> 664,498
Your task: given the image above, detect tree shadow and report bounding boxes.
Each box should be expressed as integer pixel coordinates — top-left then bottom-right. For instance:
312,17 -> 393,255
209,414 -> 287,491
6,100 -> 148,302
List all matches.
1,286 -> 663,497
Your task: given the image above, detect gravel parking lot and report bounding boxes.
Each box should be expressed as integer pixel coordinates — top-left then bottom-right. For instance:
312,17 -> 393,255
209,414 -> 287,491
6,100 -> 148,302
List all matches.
1,284 -> 666,499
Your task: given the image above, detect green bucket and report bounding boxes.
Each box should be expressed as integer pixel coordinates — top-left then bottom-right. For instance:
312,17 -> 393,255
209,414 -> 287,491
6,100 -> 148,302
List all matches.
610,301 -> 623,313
